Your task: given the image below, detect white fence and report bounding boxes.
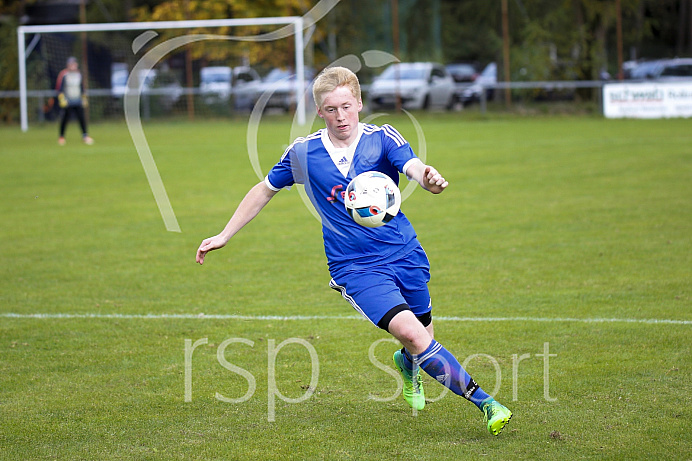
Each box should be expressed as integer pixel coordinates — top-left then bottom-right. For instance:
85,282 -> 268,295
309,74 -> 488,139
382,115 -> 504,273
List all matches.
3,80 -> 692,125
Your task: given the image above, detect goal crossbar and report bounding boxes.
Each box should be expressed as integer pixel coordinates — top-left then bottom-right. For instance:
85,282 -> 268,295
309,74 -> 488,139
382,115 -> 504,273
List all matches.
17,16 -> 306,130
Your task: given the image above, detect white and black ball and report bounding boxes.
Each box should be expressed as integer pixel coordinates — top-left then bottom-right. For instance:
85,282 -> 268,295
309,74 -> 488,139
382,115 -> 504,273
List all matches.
344,171 -> 401,228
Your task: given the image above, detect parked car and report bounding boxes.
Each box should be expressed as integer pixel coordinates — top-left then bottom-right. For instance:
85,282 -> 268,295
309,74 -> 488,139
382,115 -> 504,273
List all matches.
367,62 -> 456,111
460,62 -> 496,106
626,59 -> 666,80
199,66 -> 261,109
145,69 -> 183,110
253,67 -> 315,112
200,66 -> 232,103
231,66 -> 262,111
446,62 -> 480,107
648,58 -> 692,81
111,68 -> 182,110
110,67 -> 129,98
446,62 -> 479,85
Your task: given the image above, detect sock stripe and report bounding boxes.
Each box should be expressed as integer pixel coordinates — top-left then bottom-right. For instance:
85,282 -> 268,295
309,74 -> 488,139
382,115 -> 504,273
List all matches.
414,340 -> 442,365
412,339 -> 492,410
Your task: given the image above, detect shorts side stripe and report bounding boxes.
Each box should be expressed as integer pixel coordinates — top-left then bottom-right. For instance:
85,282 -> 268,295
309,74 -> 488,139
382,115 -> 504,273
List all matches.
329,279 -> 376,326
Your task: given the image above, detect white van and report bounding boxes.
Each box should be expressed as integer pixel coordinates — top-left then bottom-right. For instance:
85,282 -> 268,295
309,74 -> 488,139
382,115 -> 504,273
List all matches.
200,66 -> 232,103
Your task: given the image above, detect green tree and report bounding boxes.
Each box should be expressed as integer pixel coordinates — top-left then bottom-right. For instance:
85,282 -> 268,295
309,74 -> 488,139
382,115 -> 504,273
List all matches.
441,0 -> 503,66
0,14 -> 19,122
130,0 -> 325,71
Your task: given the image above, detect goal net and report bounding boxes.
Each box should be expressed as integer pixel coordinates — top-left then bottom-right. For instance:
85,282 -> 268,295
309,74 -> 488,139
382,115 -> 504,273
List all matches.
17,17 -> 308,131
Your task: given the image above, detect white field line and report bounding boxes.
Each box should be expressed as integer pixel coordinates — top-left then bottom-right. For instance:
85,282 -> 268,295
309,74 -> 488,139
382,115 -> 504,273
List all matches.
0,313 -> 690,325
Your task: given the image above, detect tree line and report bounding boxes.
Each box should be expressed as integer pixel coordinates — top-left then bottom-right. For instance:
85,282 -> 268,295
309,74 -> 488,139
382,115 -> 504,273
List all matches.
1,0 -> 690,103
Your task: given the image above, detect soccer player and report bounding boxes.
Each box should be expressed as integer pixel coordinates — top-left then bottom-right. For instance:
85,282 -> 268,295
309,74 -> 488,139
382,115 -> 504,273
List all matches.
196,66 -> 512,436
55,57 -> 93,146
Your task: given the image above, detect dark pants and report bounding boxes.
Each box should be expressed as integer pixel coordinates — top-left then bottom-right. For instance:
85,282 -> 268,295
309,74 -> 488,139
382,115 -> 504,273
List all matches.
59,105 -> 88,137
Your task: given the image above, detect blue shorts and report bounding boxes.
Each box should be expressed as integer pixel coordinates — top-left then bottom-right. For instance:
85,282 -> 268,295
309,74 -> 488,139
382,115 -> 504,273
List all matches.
329,246 -> 432,328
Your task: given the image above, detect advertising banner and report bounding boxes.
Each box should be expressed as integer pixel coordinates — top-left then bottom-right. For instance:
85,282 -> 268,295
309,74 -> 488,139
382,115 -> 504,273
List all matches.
603,81 -> 692,119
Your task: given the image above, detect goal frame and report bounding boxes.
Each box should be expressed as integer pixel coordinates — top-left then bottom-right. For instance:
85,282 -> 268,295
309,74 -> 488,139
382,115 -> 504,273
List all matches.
17,16 -> 307,131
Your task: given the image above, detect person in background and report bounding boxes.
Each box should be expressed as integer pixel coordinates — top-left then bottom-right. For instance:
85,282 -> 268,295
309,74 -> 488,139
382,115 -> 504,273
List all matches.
56,57 -> 93,146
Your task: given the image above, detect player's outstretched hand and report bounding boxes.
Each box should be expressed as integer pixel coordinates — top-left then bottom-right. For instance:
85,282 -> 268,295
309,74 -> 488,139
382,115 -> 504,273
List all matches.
196,235 -> 228,265
423,166 -> 448,194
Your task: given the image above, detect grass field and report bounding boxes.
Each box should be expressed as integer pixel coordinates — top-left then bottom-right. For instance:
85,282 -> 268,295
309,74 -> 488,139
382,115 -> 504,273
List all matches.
1,113 -> 690,460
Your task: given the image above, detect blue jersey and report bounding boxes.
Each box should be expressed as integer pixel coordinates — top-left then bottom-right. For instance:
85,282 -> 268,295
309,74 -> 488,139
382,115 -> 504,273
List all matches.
266,123 -> 422,273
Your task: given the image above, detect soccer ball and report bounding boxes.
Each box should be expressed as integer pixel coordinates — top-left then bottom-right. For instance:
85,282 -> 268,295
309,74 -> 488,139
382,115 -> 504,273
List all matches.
344,171 -> 401,228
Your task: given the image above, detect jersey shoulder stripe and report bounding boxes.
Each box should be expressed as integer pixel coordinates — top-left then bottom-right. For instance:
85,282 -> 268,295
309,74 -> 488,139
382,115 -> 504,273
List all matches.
361,123 -> 406,147
361,125 -> 382,140
361,123 -> 379,134
280,130 -> 323,161
382,124 -> 406,147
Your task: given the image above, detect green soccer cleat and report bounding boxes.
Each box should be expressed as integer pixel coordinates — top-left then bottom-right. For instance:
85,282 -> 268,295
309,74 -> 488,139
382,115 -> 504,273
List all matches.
482,399 -> 513,436
393,350 -> 426,411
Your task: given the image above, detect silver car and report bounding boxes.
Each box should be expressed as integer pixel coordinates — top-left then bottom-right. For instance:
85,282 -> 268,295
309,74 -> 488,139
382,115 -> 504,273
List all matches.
367,62 -> 457,111
649,58 -> 692,81
253,67 -> 315,112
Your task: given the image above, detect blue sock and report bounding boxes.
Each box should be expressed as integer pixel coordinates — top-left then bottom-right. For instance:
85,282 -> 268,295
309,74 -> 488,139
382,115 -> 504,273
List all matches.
403,340 -> 492,410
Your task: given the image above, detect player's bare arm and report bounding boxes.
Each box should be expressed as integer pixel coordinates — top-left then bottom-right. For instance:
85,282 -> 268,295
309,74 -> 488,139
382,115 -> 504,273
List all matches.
196,181 -> 278,265
406,160 -> 448,194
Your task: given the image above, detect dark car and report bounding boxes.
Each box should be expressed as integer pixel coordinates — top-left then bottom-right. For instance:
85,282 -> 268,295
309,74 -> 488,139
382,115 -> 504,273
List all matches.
447,63 -> 480,108
460,62 -> 497,106
446,63 -> 479,84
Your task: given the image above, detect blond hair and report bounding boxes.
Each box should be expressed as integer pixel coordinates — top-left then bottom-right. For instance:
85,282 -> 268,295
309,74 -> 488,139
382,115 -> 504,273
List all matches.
312,66 -> 361,108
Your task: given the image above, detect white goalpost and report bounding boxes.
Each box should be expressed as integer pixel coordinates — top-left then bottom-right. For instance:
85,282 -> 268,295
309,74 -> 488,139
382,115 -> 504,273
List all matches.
17,16 -> 307,131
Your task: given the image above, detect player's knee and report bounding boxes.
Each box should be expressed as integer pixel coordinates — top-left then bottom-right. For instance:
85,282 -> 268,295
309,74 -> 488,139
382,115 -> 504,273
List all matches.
386,309 -> 432,353
397,328 -> 431,353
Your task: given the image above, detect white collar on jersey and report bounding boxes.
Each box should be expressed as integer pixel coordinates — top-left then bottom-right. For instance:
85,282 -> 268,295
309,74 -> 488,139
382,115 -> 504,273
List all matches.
321,123 -> 364,178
